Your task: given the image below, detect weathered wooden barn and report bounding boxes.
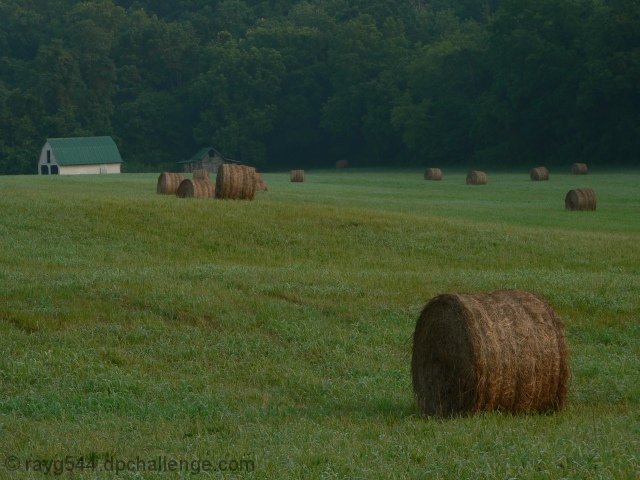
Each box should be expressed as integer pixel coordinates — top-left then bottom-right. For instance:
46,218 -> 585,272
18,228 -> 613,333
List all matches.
38,136 -> 123,175
177,147 -> 239,173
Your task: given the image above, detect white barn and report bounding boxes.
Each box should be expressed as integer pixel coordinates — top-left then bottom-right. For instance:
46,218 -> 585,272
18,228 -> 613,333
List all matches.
38,136 -> 123,175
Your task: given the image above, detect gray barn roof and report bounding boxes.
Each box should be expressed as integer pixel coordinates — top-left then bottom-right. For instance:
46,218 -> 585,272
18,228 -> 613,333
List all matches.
177,147 -> 240,165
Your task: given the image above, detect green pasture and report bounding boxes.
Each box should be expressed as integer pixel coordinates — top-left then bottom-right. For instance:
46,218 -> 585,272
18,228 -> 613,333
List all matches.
0,169 -> 638,479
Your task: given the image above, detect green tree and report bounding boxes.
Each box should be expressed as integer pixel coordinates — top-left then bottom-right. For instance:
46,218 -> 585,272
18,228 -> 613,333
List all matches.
573,0 -> 640,164
190,38 -> 285,167
323,15 -> 409,165
247,18 -> 332,167
472,0 -> 590,166
392,25 -> 489,165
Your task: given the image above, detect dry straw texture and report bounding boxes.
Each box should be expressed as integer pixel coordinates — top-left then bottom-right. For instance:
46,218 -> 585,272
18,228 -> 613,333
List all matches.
255,172 -> 268,192
156,172 -> 185,194
571,163 -> 588,175
466,170 -> 487,185
215,164 -> 257,200
290,170 -> 305,182
412,290 -> 569,417
424,168 -> 443,181
530,166 -> 550,181
176,179 -> 215,198
192,168 -> 209,180
565,188 -> 597,211
336,160 -> 349,169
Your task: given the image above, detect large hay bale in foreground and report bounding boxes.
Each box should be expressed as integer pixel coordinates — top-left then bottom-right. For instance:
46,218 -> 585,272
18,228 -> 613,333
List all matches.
336,159 -> 349,169
530,166 -> 550,181
424,168 -> 443,181
412,290 -> 569,417
466,170 -> 487,185
215,164 -> 257,200
192,168 -> 209,180
290,170 -> 305,182
176,179 -> 215,198
156,172 -> 185,194
565,188 -> 597,211
571,163 -> 588,175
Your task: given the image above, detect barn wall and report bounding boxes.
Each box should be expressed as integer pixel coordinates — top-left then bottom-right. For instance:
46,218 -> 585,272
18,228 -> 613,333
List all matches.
58,164 -> 122,175
37,142 -> 57,175
181,154 -> 225,174
203,154 -> 224,173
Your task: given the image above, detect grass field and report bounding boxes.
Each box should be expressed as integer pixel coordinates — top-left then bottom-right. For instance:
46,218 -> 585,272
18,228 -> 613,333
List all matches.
0,169 -> 638,479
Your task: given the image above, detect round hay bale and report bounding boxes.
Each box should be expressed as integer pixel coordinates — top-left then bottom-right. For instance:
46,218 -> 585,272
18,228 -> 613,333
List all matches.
466,170 -> 487,185
216,164 -> 234,199
565,188 -> 596,211
530,166 -> 550,181
255,172 -> 268,192
336,159 -> 349,169
571,163 -> 588,175
215,164 -> 257,200
156,172 -> 185,195
424,168 -> 443,181
412,290 -> 569,417
192,168 -> 210,180
290,170 -> 305,182
176,179 -> 215,198
242,166 -> 257,198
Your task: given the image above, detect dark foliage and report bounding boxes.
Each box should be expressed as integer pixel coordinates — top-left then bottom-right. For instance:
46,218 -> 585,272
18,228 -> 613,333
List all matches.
1,0 -> 638,173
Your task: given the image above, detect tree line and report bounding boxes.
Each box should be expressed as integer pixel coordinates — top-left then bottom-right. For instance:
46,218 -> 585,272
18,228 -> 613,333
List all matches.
0,0 -> 638,174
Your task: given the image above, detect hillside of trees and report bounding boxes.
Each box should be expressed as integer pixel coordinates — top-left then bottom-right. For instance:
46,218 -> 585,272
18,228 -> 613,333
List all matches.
0,0 -> 638,173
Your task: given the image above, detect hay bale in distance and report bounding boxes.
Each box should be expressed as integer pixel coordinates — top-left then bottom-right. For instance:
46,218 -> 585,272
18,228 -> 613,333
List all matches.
215,164 -> 257,200
412,290 -> 569,416
290,170 -> 305,182
157,172 -> 185,195
255,172 -> 268,192
176,179 -> 215,198
466,170 -> 487,185
424,168 -> 443,181
336,159 -> 349,169
571,163 -> 588,175
241,165 -> 257,198
192,168 -> 209,180
565,188 -> 597,211
530,166 -> 550,181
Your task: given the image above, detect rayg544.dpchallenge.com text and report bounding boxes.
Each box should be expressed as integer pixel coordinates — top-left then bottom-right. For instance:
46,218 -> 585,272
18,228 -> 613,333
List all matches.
3,454 -> 255,475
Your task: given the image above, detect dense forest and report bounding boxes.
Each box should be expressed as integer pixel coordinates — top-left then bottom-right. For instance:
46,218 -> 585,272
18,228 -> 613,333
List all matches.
0,0 -> 638,173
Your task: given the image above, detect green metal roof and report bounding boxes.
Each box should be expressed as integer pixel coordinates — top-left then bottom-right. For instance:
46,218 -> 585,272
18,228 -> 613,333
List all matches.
47,136 -> 123,166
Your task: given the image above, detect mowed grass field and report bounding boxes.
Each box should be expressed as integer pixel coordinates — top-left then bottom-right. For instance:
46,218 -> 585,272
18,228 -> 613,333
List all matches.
0,169 -> 638,479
